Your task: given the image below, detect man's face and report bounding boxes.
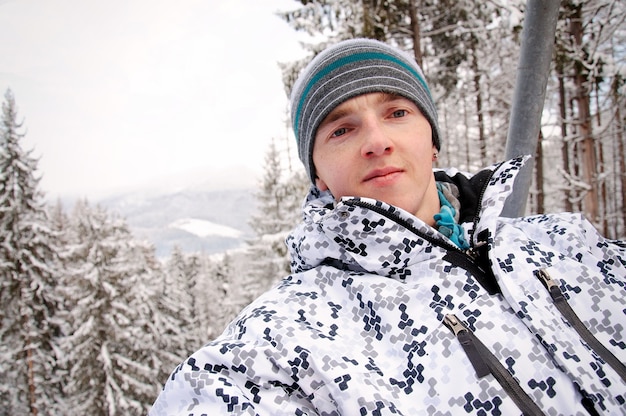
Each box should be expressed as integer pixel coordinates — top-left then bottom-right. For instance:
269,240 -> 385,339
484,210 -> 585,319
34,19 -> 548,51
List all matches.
313,92 -> 439,225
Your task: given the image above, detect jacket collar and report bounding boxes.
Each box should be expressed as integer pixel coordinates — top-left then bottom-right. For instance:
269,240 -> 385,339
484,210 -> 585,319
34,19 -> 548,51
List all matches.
288,157 -> 528,276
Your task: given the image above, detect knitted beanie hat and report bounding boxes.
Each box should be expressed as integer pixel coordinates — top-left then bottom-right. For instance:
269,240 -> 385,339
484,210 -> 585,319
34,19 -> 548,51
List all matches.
290,38 -> 441,184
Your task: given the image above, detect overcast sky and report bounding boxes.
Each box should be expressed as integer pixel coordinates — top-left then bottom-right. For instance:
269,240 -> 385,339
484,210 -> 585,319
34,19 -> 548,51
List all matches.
0,0 -> 305,200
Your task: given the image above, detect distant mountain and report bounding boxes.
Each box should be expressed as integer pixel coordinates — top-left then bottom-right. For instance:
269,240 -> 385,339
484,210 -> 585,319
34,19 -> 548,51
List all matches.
99,188 -> 257,258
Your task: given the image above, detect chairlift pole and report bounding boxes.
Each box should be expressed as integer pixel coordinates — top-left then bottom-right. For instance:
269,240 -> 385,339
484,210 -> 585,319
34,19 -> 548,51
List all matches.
501,0 -> 560,217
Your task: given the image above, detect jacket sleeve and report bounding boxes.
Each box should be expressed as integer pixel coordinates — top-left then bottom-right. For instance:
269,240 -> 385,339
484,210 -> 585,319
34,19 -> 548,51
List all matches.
149,339 -> 318,415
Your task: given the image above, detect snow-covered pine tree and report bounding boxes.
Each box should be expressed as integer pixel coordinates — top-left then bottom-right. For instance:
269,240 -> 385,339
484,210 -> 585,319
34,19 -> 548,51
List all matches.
204,253 -> 237,339
48,199 -> 71,244
249,138 -> 293,236
280,169 -> 309,227
154,246 -> 202,382
188,252 -> 215,340
181,251 -> 206,343
0,89 -> 65,415
60,199 -> 161,415
244,139 -> 307,311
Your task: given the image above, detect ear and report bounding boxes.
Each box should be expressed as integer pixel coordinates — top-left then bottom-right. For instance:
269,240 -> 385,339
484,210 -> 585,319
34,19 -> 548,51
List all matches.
315,176 -> 329,191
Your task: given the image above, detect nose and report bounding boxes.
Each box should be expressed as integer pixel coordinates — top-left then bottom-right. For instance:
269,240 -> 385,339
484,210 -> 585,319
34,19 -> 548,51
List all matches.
361,117 -> 393,157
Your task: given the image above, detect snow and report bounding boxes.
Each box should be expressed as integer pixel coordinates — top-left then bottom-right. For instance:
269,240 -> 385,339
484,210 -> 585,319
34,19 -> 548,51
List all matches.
168,218 -> 243,239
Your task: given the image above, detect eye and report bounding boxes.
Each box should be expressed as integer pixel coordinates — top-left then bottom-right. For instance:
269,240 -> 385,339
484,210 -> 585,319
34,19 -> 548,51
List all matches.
391,109 -> 407,118
331,127 -> 348,138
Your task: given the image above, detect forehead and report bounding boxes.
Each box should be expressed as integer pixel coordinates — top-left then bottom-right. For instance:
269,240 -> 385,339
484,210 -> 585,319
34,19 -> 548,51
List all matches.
319,92 -> 414,125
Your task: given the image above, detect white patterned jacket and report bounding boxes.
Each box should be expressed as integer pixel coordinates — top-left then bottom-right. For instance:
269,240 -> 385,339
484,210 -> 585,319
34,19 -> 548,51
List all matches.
151,157 -> 626,415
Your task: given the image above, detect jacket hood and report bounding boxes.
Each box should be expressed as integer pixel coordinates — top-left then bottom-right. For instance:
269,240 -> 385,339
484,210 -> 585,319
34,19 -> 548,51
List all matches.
287,157 -> 529,275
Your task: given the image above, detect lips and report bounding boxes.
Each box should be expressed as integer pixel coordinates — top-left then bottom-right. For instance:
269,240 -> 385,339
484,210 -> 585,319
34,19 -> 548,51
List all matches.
363,167 -> 403,183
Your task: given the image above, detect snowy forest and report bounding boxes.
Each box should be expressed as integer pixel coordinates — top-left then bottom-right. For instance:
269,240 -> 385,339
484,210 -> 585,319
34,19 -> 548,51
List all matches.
1,0 -> 625,414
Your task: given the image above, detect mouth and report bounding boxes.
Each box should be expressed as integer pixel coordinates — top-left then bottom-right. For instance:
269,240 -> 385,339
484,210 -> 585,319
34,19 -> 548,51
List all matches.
363,167 -> 403,183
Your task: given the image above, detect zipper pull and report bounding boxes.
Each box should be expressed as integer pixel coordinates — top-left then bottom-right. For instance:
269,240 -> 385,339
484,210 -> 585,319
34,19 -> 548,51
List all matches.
536,268 -> 626,383
535,269 -> 565,303
443,314 -> 466,336
444,316 -> 547,415
444,314 -> 490,378
465,247 -> 478,262
466,229 -> 490,261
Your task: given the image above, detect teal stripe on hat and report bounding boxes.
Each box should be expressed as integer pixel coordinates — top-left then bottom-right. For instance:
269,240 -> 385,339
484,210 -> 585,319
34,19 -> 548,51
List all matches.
294,51 -> 431,143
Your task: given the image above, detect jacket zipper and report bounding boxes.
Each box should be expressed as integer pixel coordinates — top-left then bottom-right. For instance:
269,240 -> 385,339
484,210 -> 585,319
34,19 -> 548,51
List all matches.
342,199 -> 470,257
343,160 -> 505,262
535,269 -> 626,383
444,314 -> 545,416
468,160 -> 505,243
343,198 -> 500,293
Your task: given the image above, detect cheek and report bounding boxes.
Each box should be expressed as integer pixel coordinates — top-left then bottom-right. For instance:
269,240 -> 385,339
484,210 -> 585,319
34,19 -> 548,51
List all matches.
314,158 -> 348,197
313,150 -> 334,191
316,163 -> 340,193
314,144 -> 342,176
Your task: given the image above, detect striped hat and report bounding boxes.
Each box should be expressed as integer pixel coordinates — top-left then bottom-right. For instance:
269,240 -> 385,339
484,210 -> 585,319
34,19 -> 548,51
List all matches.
290,38 -> 441,184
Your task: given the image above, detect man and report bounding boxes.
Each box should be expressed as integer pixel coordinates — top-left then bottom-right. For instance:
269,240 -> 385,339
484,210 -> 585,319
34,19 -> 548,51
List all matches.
151,39 -> 625,415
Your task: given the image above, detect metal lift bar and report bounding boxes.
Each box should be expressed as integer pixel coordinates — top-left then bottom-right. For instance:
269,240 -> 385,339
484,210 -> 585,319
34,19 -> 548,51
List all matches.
501,0 -> 560,218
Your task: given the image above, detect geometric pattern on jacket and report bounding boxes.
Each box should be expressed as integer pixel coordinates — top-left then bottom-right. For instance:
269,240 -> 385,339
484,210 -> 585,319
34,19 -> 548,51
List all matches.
150,157 -> 626,415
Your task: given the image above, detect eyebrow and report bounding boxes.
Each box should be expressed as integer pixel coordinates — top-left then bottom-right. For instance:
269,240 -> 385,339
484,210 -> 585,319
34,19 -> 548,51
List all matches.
319,93 -> 404,129
319,107 -> 351,128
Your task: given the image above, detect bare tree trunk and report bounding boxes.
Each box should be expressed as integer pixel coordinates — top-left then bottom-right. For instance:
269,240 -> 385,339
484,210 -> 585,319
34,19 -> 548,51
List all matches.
597,135 -> 607,236
409,0 -> 423,67
362,0 -> 373,38
535,129 -> 544,214
571,100 -> 582,213
26,341 -> 38,416
571,6 -> 599,223
463,93 -> 471,170
440,97 -> 449,167
613,75 -> 626,237
593,78 -> 608,236
556,60 -> 573,212
471,49 -> 487,165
